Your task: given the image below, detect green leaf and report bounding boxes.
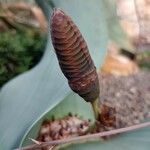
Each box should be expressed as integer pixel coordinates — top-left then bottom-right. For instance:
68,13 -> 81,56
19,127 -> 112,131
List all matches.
0,0 -> 108,149
0,40 -> 71,150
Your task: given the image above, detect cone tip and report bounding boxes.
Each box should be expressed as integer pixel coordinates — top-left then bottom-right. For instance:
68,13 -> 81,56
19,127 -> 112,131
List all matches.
51,8 -> 65,25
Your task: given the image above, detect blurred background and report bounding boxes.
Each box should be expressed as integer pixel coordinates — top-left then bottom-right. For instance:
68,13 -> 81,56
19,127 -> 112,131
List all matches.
0,0 -> 149,87
0,0 -> 47,87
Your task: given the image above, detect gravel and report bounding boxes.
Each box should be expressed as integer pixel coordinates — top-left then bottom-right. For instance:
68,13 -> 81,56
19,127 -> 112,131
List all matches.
98,71 -> 150,130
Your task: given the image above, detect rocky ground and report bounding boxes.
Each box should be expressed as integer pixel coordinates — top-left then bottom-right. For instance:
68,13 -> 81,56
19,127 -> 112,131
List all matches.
37,70 -> 150,150
98,71 -> 150,131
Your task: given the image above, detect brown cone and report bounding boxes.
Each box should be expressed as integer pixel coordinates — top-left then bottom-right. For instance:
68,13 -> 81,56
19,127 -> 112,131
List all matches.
50,8 -> 99,102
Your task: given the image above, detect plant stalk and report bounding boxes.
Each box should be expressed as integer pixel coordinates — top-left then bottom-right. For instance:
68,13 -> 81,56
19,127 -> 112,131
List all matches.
91,98 -> 99,120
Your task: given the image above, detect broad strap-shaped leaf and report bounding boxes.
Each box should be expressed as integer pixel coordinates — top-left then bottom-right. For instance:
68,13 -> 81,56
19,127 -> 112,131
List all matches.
0,0 -> 108,149
0,37 -> 70,150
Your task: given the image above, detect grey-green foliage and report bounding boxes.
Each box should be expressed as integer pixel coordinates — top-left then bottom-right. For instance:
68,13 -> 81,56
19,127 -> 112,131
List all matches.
0,0 -> 108,149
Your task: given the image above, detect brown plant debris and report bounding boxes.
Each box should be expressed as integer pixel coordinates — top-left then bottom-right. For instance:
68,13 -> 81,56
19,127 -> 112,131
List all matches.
37,115 -> 90,150
18,122 -> 150,150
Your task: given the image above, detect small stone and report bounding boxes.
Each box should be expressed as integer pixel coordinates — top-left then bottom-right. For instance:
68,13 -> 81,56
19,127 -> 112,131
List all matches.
43,134 -> 52,142
50,120 -> 61,133
40,121 -> 50,135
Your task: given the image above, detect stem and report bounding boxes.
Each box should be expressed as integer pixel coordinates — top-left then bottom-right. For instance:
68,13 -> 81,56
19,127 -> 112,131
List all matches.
91,98 -> 99,120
